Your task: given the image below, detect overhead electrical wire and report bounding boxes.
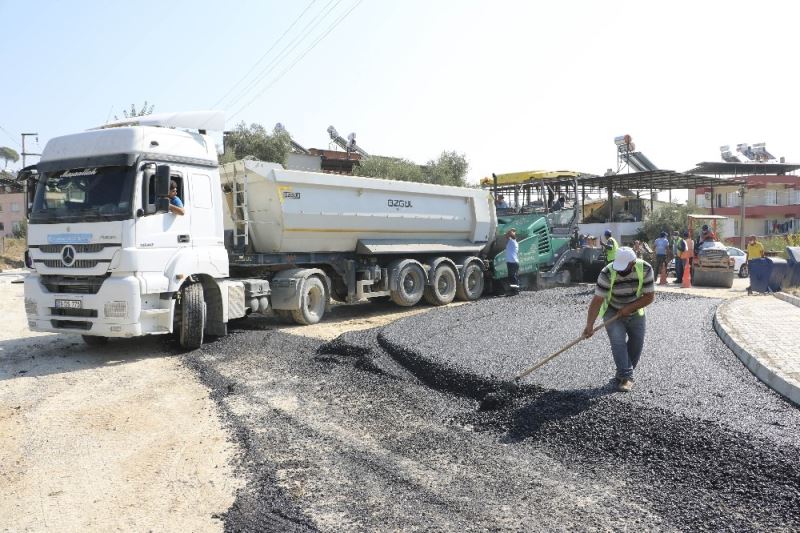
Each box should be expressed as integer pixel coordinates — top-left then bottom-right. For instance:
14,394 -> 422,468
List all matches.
228,0 -> 363,120
221,0 -> 343,114
211,0 -> 318,110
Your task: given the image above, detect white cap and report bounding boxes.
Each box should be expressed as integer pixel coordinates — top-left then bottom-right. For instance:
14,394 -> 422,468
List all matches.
612,247 -> 637,271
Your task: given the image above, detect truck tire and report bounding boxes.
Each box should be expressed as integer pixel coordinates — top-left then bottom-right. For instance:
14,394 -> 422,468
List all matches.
82,335 -> 108,346
423,263 -> 458,306
292,276 -> 327,325
456,262 -> 484,301
391,262 -> 426,307
179,283 -> 206,350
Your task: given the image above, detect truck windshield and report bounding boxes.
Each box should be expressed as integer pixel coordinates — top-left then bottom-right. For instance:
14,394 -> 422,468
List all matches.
29,166 -> 136,223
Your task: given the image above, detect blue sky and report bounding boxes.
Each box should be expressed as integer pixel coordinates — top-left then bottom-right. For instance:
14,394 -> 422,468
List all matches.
2,0 -> 799,187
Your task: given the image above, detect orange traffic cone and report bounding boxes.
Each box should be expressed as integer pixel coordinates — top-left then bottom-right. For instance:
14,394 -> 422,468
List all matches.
681,258 -> 692,288
658,263 -> 667,285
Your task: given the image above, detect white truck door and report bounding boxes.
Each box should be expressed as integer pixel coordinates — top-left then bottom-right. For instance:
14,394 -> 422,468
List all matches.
136,166 -> 192,251
189,172 -> 219,248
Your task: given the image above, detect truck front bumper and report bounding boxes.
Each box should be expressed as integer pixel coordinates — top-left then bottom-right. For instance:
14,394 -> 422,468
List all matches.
24,274 -> 174,338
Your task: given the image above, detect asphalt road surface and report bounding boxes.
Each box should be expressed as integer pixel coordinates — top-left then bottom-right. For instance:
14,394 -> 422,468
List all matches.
185,289 -> 800,532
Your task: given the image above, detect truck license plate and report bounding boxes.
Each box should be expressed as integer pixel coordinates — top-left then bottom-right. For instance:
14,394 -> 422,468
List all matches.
55,299 -> 82,309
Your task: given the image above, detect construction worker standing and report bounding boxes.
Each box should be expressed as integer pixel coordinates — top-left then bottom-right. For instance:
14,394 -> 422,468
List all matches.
602,229 -> 619,263
746,235 -> 765,293
672,230 -> 684,283
583,247 -> 656,392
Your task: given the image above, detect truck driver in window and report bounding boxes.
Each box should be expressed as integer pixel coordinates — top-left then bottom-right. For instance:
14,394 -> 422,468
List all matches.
168,180 -> 185,216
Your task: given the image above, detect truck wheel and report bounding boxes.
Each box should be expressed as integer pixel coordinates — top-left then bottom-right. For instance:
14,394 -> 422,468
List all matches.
456,262 -> 484,301
292,276 -> 327,325
423,264 -> 457,306
179,283 -> 206,350
391,262 -> 426,307
82,335 -> 108,346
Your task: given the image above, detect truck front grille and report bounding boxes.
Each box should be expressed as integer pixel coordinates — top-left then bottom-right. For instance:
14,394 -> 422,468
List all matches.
50,320 -> 92,330
36,243 -> 114,253
39,259 -> 108,269
41,275 -> 108,294
50,308 -> 98,318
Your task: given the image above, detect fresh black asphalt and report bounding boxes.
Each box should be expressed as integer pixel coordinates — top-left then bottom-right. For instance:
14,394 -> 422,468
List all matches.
183,287 -> 800,532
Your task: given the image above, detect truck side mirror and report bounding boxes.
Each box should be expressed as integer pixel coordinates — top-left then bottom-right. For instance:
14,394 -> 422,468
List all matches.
157,197 -> 170,213
156,165 -> 171,197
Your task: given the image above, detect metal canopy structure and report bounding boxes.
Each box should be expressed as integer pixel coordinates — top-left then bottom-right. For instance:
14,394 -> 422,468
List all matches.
536,170 -> 745,194
688,161 -> 800,176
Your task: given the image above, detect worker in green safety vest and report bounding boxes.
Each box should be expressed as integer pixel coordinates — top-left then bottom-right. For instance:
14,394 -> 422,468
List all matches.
583,247 -> 656,393
601,229 -> 619,263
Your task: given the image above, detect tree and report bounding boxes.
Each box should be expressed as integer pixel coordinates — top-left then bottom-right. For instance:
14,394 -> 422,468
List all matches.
353,156 -> 425,182
425,151 -> 469,187
114,101 -> 154,120
0,146 -> 20,169
638,202 -> 694,243
220,122 -> 292,166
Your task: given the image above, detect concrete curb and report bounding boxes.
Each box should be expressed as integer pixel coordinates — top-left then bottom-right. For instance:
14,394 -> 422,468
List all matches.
774,291 -> 800,308
713,296 -> 800,406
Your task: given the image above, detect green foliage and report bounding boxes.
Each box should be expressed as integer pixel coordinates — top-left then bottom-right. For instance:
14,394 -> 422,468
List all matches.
352,156 -> 425,182
425,151 -> 469,187
0,146 -> 20,169
354,151 -> 469,186
221,122 -> 291,166
637,203 -> 693,243
115,101 -> 154,120
12,219 -> 27,239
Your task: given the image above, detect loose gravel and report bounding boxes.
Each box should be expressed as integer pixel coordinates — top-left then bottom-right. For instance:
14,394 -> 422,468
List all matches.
182,286 -> 800,531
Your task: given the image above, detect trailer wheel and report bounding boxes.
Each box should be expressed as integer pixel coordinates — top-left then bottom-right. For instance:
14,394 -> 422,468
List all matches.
179,283 -> 206,350
456,262 -> 484,301
82,335 -> 108,346
423,263 -> 457,306
391,262 -> 426,307
292,276 -> 327,325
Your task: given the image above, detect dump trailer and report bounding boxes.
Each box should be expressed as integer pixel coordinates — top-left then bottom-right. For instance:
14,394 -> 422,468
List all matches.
23,111 -> 497,349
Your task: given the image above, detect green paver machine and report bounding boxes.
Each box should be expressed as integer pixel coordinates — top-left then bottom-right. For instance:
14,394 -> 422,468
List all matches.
483,170 -> 605,290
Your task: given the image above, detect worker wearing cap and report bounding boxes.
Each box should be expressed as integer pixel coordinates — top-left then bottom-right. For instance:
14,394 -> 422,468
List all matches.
583,247 -> 655,392
746,235 -> 765,294
601,229 -> 619,263
505,228 -> 520,295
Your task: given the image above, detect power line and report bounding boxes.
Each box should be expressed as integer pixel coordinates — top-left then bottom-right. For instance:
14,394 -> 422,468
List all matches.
211,0 -> 318,110
0,125 -> 21,148
229,0 -> 363,120
223,0 -> 342,114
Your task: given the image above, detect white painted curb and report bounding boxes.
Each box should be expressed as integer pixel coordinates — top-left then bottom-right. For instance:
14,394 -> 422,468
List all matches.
713,297 -> 800,407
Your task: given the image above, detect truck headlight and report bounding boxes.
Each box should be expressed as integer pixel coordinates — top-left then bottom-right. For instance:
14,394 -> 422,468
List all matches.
24,298 -> 37,315
104,301 -> 128,318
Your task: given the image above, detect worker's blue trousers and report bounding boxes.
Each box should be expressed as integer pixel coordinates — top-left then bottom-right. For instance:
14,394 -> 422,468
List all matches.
603,311 -> 646,380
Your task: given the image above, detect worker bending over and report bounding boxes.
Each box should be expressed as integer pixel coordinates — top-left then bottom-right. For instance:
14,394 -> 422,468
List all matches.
583,247 -> 656,392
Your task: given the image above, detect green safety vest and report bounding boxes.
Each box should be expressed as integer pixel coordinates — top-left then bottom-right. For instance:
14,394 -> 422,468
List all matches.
606,237 -> 619,262
599,259 -> 646,317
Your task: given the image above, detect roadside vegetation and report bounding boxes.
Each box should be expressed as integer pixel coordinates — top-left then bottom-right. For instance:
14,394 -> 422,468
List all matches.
0,237 -> 25,271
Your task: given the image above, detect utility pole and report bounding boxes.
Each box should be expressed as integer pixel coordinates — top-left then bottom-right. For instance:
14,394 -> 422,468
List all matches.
21,133 -> 40,218
738,184 -> 747,249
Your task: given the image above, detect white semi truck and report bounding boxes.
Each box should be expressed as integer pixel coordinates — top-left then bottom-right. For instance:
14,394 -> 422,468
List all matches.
23,112 -> 497,349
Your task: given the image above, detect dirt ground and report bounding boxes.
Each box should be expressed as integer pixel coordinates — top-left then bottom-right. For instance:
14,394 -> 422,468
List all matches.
0,272 -> 457,532
0,269 -> 756,531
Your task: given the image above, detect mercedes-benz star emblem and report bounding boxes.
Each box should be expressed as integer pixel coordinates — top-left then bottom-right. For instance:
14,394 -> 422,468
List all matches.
61,245 -> 77,267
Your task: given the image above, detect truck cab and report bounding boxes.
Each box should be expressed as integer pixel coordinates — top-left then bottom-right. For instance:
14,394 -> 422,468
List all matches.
24,111 -> 230,346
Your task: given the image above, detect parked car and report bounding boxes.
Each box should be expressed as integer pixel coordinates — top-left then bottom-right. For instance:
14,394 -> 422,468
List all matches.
726,247 -> 749,277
